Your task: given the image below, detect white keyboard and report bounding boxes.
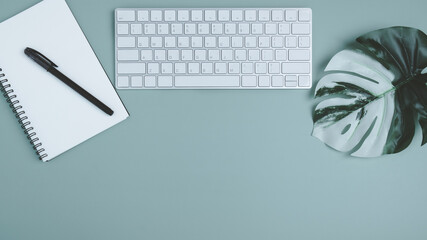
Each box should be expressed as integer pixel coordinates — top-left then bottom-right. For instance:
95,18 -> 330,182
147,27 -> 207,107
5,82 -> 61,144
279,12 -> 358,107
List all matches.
115,8 -> 312,89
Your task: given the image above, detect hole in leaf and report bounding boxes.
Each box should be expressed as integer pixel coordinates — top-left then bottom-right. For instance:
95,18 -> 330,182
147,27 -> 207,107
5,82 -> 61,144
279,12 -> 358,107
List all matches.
341,124 -> 351,135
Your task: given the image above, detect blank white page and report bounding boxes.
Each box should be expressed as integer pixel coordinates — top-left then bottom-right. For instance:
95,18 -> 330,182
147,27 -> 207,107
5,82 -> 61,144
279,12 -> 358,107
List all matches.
0,0 -> 129,161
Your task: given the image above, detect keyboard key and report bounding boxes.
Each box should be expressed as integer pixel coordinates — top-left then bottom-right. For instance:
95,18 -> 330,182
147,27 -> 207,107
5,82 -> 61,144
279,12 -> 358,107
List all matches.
118,50 -> 138,60
258,10 -> 270,21
255,63 -> 267,73
171,24 -> 183,34
232,37 -> 243,47
285,10 -> 297,21
299,36 -> 310,48
205,10 -> 216,21
178,37 -> 190,47
144,24 -> 155,34
175,63 -> 186,73
272,75 -> 283,87
215,63 -> 227,73
144,76 -> 156,87
268,63 -> 280,74
137,10 -> 149,21
177,10 -> 189,21
285,36 -> 297,48
191,10 -> 203,21
258,75 -> 270,87
275,50 -> 287,60
131,76 -> 143,87
271,10 -> 284,21
212,24 -> 223,34
285,81 -> 297,87
158,24 -> 169,34
185,24 -> 196,34
208,50 -> 220,60
228,63 -> 240,73
298,9 -> 311,22
117,76 -> 129,87
118,63 -> 145,74
292,23 -> 310,35
205,37 -> 216,47
130,24 -> 142,34
202,63 -> 213,73
154,50 -> 166,60
151,10 -> 163,21
299,75 -> 310,87
161,63 -> 173,73
272,37 -> 284,47
221,50 -> 233,61
258,37 -> 270,48
225,23 -> 237,34
158,76 -> 173,87
251,24 -> 263,34
248,50 -> 260,60
188,63 -> 200,73
261,50 -> 273,61
141,50 -> 153,60
242,76 -> 257,86
231,10 -> 243,21
238,23 -> 250,34
265,24 -> 277,34
242,63 -> 253,73
195,50 -> 207,60
218,37 -> 230,48
285,75 -> 297,87
164,10 -> 176,21
147,63 -> 159,73
150,37 -> 163,47
164,37 -> 176,48
117,10 -> 135,21
168,50 -> 180,60
175,76 -> 240,87
218,10 -> 230,21
181,49 -> 193,60
278,23 -> 290,34
118,37 -> 135,47
282,62 -> 310,74
245,37 -> 257,48
235,50 -> 247,60
117,24 -> 129,34
137,37 -> 149,47
198,23 -> 210,34
191,37 -> 203,47
289,49 -> 310,61
245,10 -> 257,21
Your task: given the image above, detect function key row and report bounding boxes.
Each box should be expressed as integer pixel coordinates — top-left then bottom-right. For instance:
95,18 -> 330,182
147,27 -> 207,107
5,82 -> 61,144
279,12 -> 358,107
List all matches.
117,9 -> 311,22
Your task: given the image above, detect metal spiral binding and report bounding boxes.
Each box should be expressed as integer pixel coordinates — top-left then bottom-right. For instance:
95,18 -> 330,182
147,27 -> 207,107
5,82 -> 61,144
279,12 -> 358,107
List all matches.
0,68 -> 48,161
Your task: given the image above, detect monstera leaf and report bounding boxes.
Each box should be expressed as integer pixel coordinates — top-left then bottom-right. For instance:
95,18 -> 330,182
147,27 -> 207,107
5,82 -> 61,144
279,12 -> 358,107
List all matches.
313,27 -> 427,157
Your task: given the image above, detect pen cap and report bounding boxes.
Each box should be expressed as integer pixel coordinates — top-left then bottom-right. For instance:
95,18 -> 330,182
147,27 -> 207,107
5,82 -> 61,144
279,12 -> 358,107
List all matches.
25,48 -> 57,70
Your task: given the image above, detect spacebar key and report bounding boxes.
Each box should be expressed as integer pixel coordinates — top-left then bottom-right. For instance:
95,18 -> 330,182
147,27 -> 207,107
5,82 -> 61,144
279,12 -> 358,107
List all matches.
175,76 -> 240,87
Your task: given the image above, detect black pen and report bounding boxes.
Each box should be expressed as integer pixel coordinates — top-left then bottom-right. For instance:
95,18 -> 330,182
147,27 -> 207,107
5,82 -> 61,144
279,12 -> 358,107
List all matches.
24,47 -> 114,116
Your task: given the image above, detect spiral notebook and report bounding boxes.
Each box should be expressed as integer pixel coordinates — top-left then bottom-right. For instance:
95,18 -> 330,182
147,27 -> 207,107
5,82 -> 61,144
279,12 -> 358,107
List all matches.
0,0 -> 129,162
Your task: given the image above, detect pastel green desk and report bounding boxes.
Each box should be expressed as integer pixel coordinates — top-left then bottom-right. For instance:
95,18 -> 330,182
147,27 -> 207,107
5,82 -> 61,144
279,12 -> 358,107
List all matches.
1,0 -> 426,239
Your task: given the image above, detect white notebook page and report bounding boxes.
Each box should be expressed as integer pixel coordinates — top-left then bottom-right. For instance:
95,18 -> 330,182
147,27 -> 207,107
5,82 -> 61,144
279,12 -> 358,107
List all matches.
0,0 -> 129,161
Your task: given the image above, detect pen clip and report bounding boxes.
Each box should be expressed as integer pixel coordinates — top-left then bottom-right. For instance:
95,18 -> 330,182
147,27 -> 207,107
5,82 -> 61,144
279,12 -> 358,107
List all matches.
25,47 -> 58,69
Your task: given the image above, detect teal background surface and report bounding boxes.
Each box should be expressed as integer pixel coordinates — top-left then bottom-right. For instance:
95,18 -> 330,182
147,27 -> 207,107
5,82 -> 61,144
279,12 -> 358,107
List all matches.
1,0 -> 427,239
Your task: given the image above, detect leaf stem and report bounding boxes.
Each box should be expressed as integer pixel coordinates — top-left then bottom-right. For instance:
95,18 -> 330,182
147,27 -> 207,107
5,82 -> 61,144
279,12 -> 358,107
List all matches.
375,75 -> 421,99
